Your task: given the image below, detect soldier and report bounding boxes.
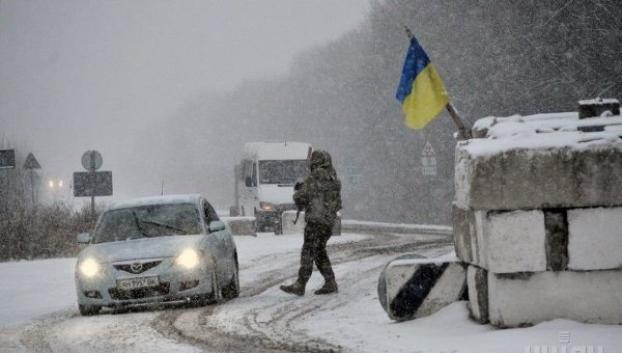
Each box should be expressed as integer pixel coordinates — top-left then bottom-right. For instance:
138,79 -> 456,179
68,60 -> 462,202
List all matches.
280,150 -> 342,296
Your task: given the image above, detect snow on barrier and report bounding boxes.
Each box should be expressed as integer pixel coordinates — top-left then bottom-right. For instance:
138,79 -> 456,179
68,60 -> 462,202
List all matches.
377,253 -> 467,321
456,99 -> 622,327
341,220 -> 452,237
221,217 -> 257,236
281,210 -> 342,236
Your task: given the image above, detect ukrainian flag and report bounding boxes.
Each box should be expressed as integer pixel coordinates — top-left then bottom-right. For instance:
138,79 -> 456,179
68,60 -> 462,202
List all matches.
395,36 -> 449,129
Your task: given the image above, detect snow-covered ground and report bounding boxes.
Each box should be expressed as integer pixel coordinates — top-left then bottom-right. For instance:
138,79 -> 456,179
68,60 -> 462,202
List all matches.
0,258 -> 77,328
0,232 -> 620,353
0,232 -> 365,329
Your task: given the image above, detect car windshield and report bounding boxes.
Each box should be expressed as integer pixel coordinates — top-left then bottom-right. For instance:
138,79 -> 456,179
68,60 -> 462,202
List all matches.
92,203 -> 201,243
259,160 -> 306,185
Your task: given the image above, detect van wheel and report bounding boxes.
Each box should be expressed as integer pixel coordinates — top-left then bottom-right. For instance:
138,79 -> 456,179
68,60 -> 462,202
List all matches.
222,261 -> 240,299
79,304 -> 101,316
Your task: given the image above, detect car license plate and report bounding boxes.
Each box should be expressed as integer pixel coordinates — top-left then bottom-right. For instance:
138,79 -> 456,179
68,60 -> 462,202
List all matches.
117,276 -> 159,290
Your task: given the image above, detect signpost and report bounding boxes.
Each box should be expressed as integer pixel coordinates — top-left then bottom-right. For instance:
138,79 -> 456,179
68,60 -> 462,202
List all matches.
421,141 -> 437,176
73,150 -> 112,215
23,153 -> 41,206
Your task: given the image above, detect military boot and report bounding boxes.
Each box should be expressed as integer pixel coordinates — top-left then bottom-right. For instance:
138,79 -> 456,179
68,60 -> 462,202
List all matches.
280,281 -> 306,296
314,279 -> 338,295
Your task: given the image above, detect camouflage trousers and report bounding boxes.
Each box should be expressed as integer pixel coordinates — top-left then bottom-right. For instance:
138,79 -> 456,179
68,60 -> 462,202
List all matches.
297,222 -> 335,285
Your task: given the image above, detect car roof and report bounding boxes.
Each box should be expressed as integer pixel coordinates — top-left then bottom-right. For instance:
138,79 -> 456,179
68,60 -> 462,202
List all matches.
107,194 -> 203,211
244,141 -> 311,160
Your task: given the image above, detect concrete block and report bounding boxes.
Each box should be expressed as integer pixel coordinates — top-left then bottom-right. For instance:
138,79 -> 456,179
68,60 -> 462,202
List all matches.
221,217 -> 257,236
455,140 -> 622,211
543,209 -> 569,271
452,205 -> 475,264
281,210 -> 305,235
466,265 -> 488,323
578,98 -> 620,119
281,211 -> 342,236
378,253 -> 466,321
453,207 -> 547,273
568,207 -> 622,270
487,270 -> 622,327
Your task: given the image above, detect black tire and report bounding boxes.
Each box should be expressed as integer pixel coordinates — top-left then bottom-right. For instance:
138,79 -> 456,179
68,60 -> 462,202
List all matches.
274,219 -> 283,235
78,304 -> 101,316
222,259 -> 240,299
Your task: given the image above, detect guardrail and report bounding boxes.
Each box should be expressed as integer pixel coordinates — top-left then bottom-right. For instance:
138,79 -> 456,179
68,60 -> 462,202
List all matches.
341,220 -> 452,236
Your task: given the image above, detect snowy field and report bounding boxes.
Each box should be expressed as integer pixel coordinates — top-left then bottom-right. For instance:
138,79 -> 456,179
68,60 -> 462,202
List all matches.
0,232 -> 620,353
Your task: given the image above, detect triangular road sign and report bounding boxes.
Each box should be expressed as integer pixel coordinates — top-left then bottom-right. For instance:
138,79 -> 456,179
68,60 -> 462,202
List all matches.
23,153 -> 41,170
422,141 -> 436,157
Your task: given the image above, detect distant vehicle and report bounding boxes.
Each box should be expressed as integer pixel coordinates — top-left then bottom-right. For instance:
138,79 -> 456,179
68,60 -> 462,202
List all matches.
74,194 -> 239,316
233,141 -> 312,234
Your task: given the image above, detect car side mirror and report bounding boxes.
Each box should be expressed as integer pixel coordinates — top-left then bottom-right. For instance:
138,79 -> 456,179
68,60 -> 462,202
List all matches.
77,232 -> 91,244
245,176 -> 253,187
208,220 -> 226,233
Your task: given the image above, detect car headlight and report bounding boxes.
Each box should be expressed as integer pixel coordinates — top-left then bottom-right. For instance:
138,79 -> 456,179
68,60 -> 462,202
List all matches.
79,258 -> 100,277
260,202 -> 274,211
176,248 -> 200,269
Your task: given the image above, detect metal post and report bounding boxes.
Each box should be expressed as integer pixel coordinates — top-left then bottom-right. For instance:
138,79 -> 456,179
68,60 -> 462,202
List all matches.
446,103 -> 472,140
30,169 -> 35,206
90,170 -> 95,217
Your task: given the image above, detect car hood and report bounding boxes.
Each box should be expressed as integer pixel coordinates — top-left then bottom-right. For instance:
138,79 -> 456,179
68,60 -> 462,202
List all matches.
79,234 -> 205,264
257,184 -> 295,205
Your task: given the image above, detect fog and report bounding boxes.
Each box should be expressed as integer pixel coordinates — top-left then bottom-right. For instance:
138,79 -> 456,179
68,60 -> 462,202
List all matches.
0,0 -> 369,207
2,0 -> 621,223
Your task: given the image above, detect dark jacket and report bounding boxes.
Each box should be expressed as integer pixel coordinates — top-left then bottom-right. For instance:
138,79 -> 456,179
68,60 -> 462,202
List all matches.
293,150 -> 342,227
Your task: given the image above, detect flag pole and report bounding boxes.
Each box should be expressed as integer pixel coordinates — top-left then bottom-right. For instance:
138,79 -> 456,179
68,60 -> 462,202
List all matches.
402,26 -> 471,140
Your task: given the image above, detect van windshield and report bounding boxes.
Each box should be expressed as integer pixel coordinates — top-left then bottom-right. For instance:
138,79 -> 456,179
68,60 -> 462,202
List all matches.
259,160 -> 306,185
92,203 -> 201,243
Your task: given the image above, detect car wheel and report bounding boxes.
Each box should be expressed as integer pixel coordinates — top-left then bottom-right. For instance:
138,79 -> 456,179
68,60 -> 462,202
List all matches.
78,304 -> 101,316
222,261 -> 240,299
274,220 -> 283,235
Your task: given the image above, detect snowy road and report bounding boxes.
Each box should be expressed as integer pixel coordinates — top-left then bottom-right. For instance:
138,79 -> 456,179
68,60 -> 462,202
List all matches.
1,232 -> 619,353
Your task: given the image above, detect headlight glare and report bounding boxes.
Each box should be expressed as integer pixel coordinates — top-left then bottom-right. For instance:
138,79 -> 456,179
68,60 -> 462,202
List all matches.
176,248 -> 200,269
79,258 -> 100,277
260,202 -> 274,211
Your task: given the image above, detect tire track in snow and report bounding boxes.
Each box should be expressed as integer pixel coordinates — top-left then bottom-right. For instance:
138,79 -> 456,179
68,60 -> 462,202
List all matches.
156,233 -> 452,353
8,233 -> 451,353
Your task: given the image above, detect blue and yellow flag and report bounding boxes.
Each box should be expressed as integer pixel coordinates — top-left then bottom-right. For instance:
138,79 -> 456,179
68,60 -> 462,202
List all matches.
395,36 -> 449,129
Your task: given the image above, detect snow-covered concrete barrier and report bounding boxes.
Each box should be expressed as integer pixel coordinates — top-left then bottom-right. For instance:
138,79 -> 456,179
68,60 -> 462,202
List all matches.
467,266 -> 622,327
341,220 -> 452,237
281,211 -> 342,236
281,210 -> 305,235
377,253 -> 466,321
456,98 -> 622,327
221,217 -> 257,236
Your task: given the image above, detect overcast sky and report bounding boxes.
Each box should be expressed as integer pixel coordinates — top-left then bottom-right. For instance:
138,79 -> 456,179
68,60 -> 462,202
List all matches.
0,0 -> 369,205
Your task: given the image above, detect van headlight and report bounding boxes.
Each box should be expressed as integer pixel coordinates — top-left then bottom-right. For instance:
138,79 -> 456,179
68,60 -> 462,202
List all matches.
79,258 -> 100,277
176,248 -> 200,269
260,202 -> 274,211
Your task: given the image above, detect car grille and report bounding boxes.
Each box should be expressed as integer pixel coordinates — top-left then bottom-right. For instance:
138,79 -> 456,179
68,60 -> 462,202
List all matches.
114,260 -> 161,274
109,283 -> 170,300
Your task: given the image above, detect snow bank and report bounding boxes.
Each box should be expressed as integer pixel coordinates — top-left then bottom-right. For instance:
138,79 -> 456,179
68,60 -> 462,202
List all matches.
0,258 -> 77,328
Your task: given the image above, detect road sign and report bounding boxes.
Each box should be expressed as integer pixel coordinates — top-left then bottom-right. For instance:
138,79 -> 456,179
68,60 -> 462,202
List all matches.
0,149 -> 15,169
421,141 -> 437,176
73,171 -> 113,197
23,153 -> 41,170
81,150 -> 103,171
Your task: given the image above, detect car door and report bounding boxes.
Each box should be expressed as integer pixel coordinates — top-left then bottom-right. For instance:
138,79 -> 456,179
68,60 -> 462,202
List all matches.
202,200 -> 231,283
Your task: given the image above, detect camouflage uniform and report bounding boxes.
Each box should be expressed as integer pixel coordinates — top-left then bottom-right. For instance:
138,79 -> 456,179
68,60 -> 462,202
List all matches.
281,150 -> 342,295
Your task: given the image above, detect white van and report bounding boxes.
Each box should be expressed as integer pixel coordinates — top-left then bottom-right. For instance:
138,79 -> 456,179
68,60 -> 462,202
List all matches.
233,142 -> 312,234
